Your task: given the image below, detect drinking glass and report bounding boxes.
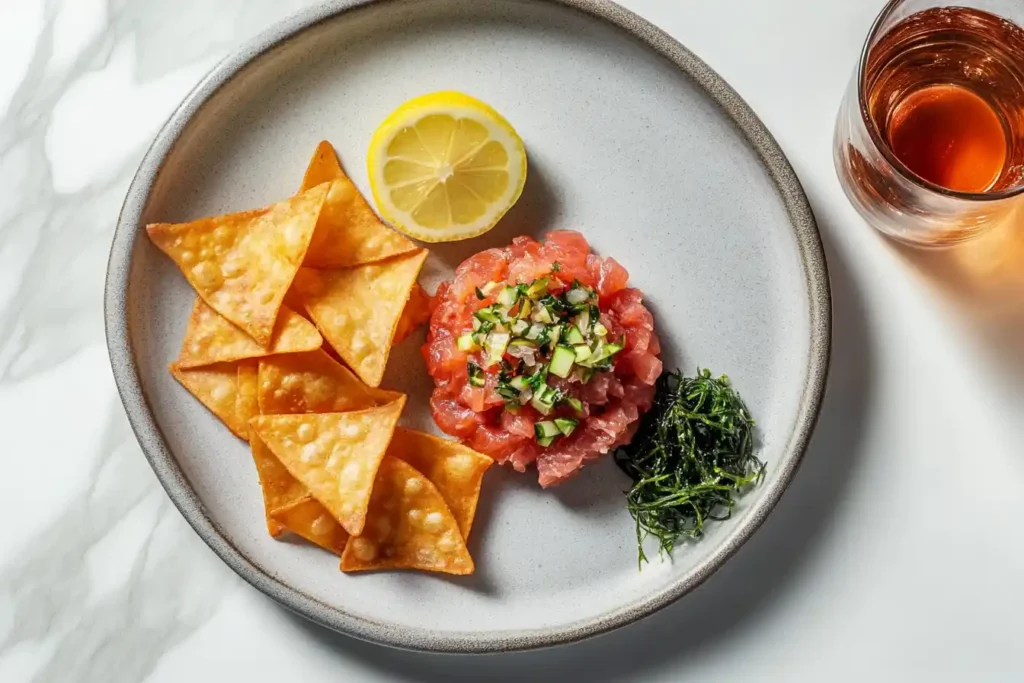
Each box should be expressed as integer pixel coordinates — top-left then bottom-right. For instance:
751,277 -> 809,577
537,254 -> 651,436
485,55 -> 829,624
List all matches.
834,0 -> 1024,247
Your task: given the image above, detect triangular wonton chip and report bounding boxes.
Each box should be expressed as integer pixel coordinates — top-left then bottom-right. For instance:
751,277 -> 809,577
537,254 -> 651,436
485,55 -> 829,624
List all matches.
176,298 -> 321,369
170,362 -> 247,439
299,141 -> 417,268
257,349 -> 403,415
236,361 -> 259,428
250,422 -> 353,552
387,428 -> 493,539
249,400 -> 405,536
292,249 -> 428,386
147,183 -> 328,345
248,429 -> 303,537
272,496 -> 350,556
340,457 -> 474,575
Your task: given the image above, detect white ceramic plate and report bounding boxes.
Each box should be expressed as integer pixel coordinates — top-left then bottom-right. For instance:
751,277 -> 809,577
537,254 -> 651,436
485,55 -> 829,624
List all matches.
105,0 -> 830,653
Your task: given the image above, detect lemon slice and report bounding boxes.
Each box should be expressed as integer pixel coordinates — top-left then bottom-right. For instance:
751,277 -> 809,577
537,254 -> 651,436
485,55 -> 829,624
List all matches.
367,92 -> 527,243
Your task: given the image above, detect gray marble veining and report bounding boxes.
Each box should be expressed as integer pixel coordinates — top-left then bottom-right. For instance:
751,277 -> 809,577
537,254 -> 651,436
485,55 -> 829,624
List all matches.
0,2 -> 316,680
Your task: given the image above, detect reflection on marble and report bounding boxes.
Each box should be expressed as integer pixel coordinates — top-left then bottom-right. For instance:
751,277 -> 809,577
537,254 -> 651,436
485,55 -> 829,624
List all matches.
0,2 -> 315,681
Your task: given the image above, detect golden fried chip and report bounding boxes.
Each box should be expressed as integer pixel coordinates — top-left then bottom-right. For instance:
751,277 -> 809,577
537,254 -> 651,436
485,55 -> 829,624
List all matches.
250,400 -> 406,536
176,298 -> 321,369
299,141 -> 416,268
236,361 -> 259,428
170,362 -> 247,439
387,428 -> 493,539
340,457 -> 474,575
393,283 -> 433,345
147,183 -> 329,345
257,349 -> 403,415
271,497 -> 350,555
292,249 -> 428,387
248,430 -> 303,537
250,420 -> 351,550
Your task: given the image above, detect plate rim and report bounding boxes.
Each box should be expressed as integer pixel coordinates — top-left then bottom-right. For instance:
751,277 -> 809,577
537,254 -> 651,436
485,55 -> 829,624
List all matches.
104,0 -> 831,654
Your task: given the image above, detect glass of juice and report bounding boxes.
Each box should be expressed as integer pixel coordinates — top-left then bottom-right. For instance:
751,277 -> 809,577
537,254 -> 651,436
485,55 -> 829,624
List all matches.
834,0 -> 1024,247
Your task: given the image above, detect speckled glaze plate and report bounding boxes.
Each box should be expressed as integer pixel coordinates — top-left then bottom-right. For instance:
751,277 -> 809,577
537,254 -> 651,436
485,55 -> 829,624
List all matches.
105,0 -> 830,654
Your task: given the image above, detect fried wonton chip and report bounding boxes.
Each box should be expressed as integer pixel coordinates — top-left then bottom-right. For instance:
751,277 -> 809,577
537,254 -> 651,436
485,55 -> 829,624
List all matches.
387,428 -> 493,539
271,497 -> 350,555
299,141 -> 417,268
248,430 -> 302,537
250,400 -> 406,536
393,283 -> 433,345
147,183 -> 329,346
170,362 -> 247,440
250,421 -> 351,551
176,298 -> 321,369
236,361 -> 259,428
340,457 -> 474,575
292,249 -> 428,387
257,349 -> 403,415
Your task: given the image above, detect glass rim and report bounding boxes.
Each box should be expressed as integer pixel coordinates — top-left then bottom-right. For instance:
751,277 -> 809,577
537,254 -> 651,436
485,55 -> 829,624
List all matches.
856,0 -> 1024,202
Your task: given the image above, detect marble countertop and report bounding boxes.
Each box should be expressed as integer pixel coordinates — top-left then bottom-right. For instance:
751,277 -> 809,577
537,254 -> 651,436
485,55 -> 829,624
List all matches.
3,0 -> 1023,681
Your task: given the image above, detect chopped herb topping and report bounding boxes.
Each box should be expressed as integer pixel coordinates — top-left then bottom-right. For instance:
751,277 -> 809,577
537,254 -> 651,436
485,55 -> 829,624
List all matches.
461,271 -> 625,445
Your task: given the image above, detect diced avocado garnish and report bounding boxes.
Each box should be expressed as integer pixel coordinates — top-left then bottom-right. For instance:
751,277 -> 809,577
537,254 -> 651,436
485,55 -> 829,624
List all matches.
549,345 -> 576,378
484,331 -> 510,364
466,275 -> 626,415
577,342 -> 623,368
517,298 -> 532,319
495,382 -> 519,401
565,325 -> 586,345
535,421 -> 561,439
554,418 -> 578,436
526,278 -> 550,299
530,383 -> 558,415
537,435 -> 557,448
508,338 -> 538,350
530,393 -> 553,415
467,363 -> 485,387
591,342 -> 623,364
497,286 -> 519,307
573,344 -> 593,363
457,333 -> 481,352
475,306 -> 501,323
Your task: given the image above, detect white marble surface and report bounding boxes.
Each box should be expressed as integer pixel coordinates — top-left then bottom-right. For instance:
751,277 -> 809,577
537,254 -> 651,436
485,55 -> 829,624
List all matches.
2,0 -> 1023,681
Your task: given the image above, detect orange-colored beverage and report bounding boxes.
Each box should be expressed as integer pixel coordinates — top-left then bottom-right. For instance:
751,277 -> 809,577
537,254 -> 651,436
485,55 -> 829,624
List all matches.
834,2 -> 1024,245
864,7 -> 1024,194
887,84 -> 1007,193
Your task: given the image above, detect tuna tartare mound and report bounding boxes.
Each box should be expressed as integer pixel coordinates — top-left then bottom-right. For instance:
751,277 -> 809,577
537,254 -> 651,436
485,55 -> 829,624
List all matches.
423,231 -> 662,487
